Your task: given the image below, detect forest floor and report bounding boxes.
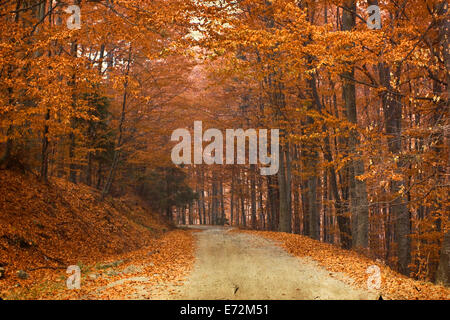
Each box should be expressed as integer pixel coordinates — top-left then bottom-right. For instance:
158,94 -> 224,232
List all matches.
0,170 -> 195,300
2,223 -> 450,299
25,225 -> 376,300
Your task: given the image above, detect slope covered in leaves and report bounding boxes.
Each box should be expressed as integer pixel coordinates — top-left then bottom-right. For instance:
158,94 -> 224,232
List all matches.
0,170 -> 172,296
3,229 -> 196,300
238,230 -> 450,300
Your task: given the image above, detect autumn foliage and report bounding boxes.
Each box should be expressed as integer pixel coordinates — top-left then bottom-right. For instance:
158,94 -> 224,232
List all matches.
0,169 -> 180,297
0,0 -> 449,297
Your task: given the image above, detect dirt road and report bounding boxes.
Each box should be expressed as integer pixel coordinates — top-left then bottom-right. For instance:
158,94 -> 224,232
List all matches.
151,226 -> 377,300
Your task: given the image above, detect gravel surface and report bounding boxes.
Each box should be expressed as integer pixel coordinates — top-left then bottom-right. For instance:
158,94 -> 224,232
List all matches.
150,226 -> 377,300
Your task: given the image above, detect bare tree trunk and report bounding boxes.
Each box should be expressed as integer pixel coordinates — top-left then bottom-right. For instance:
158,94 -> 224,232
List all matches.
308,174 -> 319,240
188,202 -> 193,225
230,168 -> 235,226
211,176 -> 216,225
278,142 -> 291,232
267,175 -> 278,231
240,169 -> 246,227
322,172 -> 328,243
196,170 -> 203,225
258,175 -> 265,230
379,60 -> 411,274
201,168 -> 207,225
86,44 -> 106,186
341,0 -> 369,249
301,175 -> 309,236
38,1 -> 50,181
293,177 -> 301,234
68,130 -> 77,183
250,164 -> 257,229
286,144 -> 292,230
101,46 -> 132,199
40,108 -> 50,181
436,231 -> 450,286
219,177 -> 225,224
435,0 -> 449,285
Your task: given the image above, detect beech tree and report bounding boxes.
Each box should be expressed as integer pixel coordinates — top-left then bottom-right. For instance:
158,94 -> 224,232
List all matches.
0,0 -> 448,284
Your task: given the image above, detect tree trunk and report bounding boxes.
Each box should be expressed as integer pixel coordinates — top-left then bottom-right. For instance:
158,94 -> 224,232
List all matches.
196,175 -> 203,225
250,164 -> 257,229
38,1 -> 50,181
267,175 -> 279,231
301,176 -> 309,237
435,0 -> 449,285
230,168 -> 235,226
308,175 -> 319,240
379,61 -> 411,275
188,202 -> 193,225
278,142 -> 291,232
341,0 -> 369,249
258,175 -> 265,230
202,169 -> 207,225
219,177 -> 225,224
436,231 -> 450,286
40,108 -> 50,181
293,178 -> 301,234
101,46 -> 132,199
240,169 -> 246,227
86,44 -> 106,186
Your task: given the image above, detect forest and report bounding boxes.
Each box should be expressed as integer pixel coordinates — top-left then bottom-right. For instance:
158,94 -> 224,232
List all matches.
0,0 -> 449,301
